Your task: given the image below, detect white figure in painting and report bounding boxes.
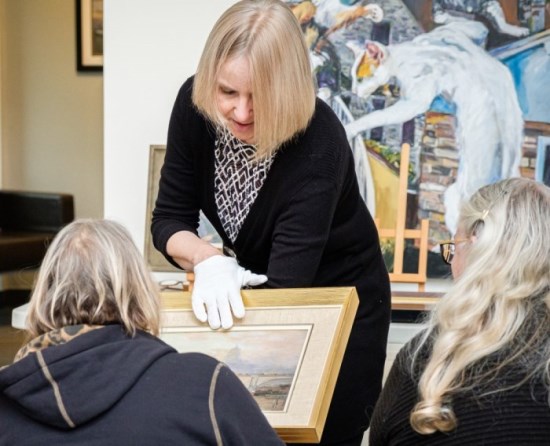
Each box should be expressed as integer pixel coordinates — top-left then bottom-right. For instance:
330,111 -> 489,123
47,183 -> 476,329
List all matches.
345,20 -> 524,234
432,0 -> 529,37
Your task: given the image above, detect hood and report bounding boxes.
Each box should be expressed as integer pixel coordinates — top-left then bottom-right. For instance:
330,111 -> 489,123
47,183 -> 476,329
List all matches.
0,325 -> 174,429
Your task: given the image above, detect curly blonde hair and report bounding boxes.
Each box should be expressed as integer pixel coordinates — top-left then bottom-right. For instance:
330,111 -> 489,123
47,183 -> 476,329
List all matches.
27,219 -> 161,338
410,178 -> 550,434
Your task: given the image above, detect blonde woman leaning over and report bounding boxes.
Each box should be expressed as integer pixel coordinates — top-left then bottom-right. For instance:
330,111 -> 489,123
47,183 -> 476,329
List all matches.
152,1 -> 390,444
370,178 -> 550,445
0,219 -> 283,446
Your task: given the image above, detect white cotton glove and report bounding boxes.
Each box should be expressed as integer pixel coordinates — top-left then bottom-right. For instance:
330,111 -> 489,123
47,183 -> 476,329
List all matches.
192,255 -> 268,330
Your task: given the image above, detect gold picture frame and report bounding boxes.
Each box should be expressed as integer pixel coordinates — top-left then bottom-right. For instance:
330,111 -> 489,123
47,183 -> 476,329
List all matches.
160,287 -> 359,443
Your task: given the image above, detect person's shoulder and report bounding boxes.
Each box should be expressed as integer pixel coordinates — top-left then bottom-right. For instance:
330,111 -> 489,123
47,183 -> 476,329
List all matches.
174,75 -> 195,104
287,98 -> 349,158
174,351 -> 220,368
310,97 -> 346,132
394,329 -> 432,370
152,351 -> 228,382
170,75 -> 211,136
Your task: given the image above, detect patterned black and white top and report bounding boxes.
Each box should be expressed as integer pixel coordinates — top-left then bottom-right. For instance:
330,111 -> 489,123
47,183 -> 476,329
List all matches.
214,127 -> 275,243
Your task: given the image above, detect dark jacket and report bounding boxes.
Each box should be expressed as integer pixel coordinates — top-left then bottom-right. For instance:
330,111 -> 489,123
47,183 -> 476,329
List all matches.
152,77 -> 391,444
370,332 -> 550,445
0,325 -> 283,445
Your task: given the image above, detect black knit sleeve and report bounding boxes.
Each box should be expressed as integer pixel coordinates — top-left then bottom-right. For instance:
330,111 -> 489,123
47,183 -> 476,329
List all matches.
151,78 -> 203,268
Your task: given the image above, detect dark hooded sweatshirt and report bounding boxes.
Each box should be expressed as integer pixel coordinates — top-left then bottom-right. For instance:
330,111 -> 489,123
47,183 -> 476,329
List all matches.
0,324 -> 283,445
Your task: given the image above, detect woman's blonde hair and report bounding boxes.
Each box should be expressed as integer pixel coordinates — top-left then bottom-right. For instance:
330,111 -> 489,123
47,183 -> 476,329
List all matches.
192,0 -> 316,158
26,219 -> 161,338
410,178 -> 550,434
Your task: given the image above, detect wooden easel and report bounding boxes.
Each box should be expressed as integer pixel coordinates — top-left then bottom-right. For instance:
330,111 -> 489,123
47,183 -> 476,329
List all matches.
376,143 -> 430,296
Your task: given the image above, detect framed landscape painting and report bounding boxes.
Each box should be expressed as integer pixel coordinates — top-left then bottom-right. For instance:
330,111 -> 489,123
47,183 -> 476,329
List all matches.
159,287 -> 359,443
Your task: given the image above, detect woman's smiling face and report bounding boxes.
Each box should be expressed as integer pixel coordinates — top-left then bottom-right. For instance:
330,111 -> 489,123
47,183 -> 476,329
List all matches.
216,55 -> 255,144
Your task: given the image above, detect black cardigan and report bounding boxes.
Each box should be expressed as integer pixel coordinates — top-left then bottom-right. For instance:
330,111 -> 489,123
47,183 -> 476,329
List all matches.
370,333 -> 550,445
152,77 -> 390,322
152,77 -> 391,443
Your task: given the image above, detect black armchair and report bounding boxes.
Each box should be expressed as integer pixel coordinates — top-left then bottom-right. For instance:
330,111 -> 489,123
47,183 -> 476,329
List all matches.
0,190 -> 74,272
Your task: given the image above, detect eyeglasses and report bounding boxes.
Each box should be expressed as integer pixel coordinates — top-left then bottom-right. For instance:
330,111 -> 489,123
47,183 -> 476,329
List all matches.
439,239 -> 469,265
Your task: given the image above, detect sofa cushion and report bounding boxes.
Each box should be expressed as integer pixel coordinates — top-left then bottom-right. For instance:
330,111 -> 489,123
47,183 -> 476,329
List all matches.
0,192 -> 73,233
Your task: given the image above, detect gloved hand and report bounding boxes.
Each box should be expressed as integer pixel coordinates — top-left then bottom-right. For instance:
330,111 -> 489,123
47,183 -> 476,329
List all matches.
192,255 -> 268,329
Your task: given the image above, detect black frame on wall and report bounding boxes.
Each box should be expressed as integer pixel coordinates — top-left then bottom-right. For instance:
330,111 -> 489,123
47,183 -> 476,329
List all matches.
76,0 -> 103,72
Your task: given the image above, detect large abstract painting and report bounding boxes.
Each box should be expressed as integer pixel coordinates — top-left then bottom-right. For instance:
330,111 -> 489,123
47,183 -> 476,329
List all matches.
286,0 -> 550,277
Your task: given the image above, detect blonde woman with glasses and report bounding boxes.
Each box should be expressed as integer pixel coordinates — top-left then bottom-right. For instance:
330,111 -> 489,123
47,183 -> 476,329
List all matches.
370,177 -> 550,445
152,1 -> 391,444
0,219 -> 283,446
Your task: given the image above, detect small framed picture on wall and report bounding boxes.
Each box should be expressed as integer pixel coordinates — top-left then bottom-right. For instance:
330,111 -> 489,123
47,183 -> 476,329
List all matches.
76,0 -> 103,71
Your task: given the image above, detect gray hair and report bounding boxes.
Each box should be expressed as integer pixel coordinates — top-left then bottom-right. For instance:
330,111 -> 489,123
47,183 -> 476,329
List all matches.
27,219 -> 161,338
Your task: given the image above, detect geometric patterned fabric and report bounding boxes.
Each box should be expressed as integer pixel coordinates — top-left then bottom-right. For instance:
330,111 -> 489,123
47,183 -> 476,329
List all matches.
214,126 -> 275,243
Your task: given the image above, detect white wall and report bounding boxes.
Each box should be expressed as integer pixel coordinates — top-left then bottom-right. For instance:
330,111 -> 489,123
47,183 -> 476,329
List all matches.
104,0 -> 236,280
